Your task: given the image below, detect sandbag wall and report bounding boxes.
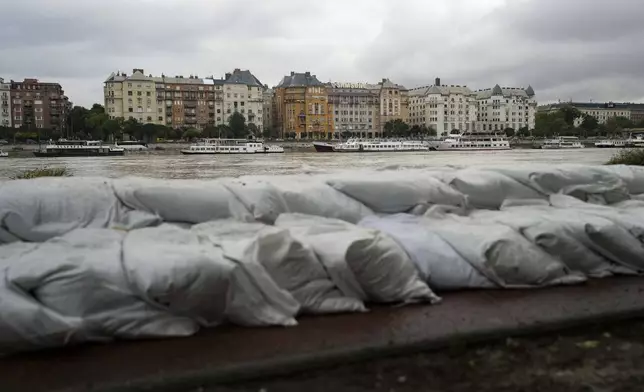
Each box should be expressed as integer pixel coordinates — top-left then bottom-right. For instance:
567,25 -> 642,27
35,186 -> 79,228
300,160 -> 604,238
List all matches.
1,164 -> 644,355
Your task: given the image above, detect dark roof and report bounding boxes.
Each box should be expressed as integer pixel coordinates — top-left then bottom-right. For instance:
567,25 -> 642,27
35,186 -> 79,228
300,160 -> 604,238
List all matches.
492,84 -> 503,95
525,85 -> 535,97
545,102 -> 632,109
224,69 -> 263,87
276,72 -> 324,88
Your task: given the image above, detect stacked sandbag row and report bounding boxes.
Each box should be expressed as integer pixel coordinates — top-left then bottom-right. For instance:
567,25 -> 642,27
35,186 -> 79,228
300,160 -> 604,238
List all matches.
2,164 -> 644,354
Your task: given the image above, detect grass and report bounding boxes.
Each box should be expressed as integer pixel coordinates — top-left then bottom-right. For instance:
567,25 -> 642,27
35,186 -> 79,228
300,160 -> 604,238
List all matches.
606,149 -> 644,165
12,167 -> 71,179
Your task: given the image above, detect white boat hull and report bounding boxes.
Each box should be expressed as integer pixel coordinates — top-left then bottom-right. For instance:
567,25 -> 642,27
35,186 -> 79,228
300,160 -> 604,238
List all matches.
180,149 -> 255,155
436,145 -> 511,151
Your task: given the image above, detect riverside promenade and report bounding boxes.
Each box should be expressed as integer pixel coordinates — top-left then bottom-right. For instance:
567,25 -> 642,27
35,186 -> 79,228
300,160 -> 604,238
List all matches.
2,277 -> 644,392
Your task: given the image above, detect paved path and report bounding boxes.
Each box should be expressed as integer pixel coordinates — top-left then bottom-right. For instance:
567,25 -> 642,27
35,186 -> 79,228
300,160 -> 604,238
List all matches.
2,277 -> 644,392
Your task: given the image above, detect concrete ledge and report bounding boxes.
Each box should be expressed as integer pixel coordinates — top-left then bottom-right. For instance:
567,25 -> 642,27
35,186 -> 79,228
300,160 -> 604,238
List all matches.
2,277 -> 644,392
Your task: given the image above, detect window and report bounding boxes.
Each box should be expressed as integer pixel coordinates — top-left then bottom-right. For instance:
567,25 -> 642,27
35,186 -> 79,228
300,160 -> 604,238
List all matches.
128,108 -> 133,112
147,116 -> 152,121
128,91 -> 132,96
137,91 -> 142,96
14,116 -> 21,120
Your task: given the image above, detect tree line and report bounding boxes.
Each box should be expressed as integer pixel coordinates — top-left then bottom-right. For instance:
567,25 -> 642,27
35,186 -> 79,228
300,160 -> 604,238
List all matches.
0,104 -> 272,143
531,105 -> 644,138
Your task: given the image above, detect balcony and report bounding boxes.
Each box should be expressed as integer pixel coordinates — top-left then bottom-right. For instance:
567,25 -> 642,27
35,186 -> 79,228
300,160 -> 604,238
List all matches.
185,111 -> 197,117
184,101 -> 197,108
185,118 -> 197,124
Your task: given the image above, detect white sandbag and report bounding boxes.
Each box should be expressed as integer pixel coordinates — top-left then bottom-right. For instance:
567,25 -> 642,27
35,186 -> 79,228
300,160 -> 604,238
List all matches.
192,220 -> 366,314
326,170 -> 467,213
359,215 -> 495,290
5,229 -> 198,340
223,176 -> 373,224
603,164 -> 644,194
123,225 -> 300,327
426,215 -> 584,288
494,165 -> 629,204
113,177 -> 253,224
0,177 -> 159,243
449,169 -> 545,210
276,213 -> 440,304
472,208 -> 627,277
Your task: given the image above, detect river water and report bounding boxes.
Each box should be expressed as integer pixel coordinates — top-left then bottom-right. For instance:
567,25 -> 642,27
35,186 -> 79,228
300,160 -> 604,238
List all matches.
0,149 -> 619,180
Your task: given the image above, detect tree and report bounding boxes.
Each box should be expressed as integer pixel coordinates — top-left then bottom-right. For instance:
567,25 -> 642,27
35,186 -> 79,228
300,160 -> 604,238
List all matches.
102,119 -> 123,141
504,127 -> 515,137
426,126 -> 437,137
517,126 -> 530,138
605,116 -> 634,136
579,115 -> 599,133
228,112 -> 247,138
559,105 -> 583,127
341,130 -> 352,139
383,119 -> 410,137
182,128 -> 202,140
202,125 -> 218,138
450,129 -> 460,135
85,112 -> 109,140
122,118 -> 142,140
68,106 -> 90,136
246,123 -> 259,138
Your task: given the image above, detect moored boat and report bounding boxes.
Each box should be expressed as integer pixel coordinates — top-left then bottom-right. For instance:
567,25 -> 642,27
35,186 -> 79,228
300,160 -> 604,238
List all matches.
435,132 -> 511,151
115,140 -> 148,151
541,136 -> 584,149
0,149 -> 8,158
312,142 -> 335,152
33,140 -> 125,157
332,138 -> 430,152
180,138 -> 275,155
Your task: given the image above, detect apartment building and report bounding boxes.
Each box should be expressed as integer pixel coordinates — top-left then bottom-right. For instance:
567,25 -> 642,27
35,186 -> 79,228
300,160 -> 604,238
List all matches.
10,78 -> 69,133
538,101 -> 639,126
262,87 -> 274,134
372,78 -> 408,133
408,78 -> 478,134
274,71 -> 331,139
327,82 -> 380,137
476,85 -> 536,131
105,68 -> 264,130
0,78 -> 11,128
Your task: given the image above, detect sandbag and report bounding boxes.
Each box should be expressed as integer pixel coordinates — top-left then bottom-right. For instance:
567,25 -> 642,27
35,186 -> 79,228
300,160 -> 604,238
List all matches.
113,177 -> 253,224
5,229 -> 198,340
0,178 -> 159,243
494,165 -> 629,204
603,164 -> 644,194
123,225 -> 300,327
426,215 -> 584,288
327,170 -> 467,213
472,208 -> 630,277
275,213 -> 440,304
223,176 -> 373,224
359,215 -> 495,290
192,220 -> 366,314
449,169 -> 545,210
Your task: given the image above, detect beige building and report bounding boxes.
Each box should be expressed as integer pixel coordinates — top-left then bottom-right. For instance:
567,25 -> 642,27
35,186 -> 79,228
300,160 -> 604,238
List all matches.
105,68 -> 264,131
262,87 -> 274,135
327,82 -> 380,138
476,85 -> 537,131
0,78 -> 11,128
371,78 -> 408,133
408,78 -> 478,134
538,102 -> 634,127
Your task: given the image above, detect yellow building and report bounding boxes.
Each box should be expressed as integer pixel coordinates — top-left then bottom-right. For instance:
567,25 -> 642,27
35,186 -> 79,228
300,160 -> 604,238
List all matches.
274,72 -> 331,139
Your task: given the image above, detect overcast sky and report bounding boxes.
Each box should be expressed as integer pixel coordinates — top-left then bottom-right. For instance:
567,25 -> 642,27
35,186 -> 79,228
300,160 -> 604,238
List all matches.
2,0 -> 643,107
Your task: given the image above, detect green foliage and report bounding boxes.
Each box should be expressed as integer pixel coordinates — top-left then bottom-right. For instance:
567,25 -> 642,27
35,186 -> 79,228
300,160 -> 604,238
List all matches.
534,111 -> 573,137
605,116 -> 634,135
341,130 -> 352,139
383,119 -> 410,137
182,128 -> 202,140
517,126 -> 530,137
504,127 -> 515,137
607,149 -> 644,166
579,115 -> 599,132
12,167 -> 70,179
228,112 -> 247,138
559,105 -> 583,126
246,123 -> 259,137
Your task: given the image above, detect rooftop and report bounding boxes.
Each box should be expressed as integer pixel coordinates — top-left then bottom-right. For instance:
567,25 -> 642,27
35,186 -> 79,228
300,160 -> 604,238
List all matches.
276,72 -> 324,88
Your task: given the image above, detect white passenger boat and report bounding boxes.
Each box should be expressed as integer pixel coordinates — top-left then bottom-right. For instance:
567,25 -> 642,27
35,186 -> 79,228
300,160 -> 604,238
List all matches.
595,139 -> 627,148
0,149 -> 8,158
435,132 -> 511,151
33,139 -> 125,157
541,136 -> 584,149
332,138 -> 430,152
180,138 -> 284,155
626,135 -> 644,148
115,140 -> 148,151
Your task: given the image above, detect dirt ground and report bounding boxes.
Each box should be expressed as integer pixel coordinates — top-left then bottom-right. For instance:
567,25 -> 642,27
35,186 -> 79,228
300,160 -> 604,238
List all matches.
204,320 -> 644,392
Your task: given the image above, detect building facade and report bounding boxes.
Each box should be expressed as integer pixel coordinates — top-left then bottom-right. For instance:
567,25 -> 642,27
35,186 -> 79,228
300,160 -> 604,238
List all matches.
408,78 -> 478,134
476,85 -> 536,132
327,83 -> 380,138
105,68 -> 264,131
10,78 -> 69,134
262,87 -> 274,135
538,102 -> 638,127
373,78 -> 408,133
0,78 -> 11,128
274,72 -> 331,139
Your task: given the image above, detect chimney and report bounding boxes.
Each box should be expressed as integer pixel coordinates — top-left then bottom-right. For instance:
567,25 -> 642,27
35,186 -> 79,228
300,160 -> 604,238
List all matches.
382,78 -> 386,83
435,77 -> 440,86
234,68 -> 240,73
305,71 -> 311,77
225,73 -> 231,79
290,71 -> 295,76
